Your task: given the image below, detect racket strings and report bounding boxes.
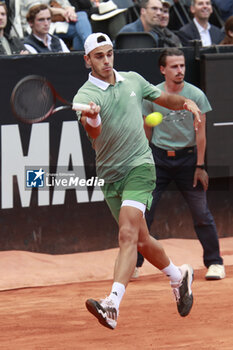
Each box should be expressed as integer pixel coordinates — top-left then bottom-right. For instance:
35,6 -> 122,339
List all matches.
163,110 -> 187,122
12,78 -> 55,122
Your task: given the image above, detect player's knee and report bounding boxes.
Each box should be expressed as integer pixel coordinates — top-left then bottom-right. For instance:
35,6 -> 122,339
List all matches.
118,225 -> 138,246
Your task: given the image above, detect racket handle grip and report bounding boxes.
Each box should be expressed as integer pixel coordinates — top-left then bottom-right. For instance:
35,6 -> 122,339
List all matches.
72,103 -> 91,112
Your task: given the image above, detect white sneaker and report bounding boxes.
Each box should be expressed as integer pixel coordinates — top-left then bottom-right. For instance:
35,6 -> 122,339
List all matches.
131,267 -> 140,279
171,264 -> 194,317
205,264 -> 226,280
86,296 -> 118,330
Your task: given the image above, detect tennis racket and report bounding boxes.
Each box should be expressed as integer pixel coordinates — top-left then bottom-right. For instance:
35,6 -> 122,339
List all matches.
10,75 -> 91,124
162,110 -> 188,123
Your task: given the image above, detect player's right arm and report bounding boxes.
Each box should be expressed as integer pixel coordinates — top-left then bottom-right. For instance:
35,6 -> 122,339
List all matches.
80,102 -> 102,139
154,91 -> 201,130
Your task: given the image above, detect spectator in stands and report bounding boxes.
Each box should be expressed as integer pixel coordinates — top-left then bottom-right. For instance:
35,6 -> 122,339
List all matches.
220,15 -> 233,45
118,0 -> 182,47
177,0 -> 224,46
118,0 -> 163,46
22,0 -> 92,51
0,1 -> 28,55
212,0 -> 233,22
89,0 -> 127,40
159,0 -> 182,47
24,4 -> 69,53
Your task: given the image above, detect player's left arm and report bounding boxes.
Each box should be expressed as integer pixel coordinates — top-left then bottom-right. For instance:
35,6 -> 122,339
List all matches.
193,113 -> 209,191
153,91 -> 201,130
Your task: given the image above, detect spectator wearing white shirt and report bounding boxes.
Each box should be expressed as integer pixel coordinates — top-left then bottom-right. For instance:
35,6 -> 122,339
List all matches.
22,0 -> 92,50
193,16 -> 211,46
24,4 -> 69,53
177,0 -> 224,46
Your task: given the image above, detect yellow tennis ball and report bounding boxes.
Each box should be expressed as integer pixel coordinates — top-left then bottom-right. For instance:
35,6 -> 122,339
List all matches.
145,112 -> 163,127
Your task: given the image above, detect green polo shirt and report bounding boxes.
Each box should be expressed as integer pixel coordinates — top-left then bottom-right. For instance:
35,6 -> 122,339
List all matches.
143,81 -> 212,150
73,70 -> 161,182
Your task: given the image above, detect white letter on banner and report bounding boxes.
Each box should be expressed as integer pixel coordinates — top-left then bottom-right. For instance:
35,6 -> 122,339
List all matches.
1,124 -> 49,208
52,121 -> 89,205
90,185 -> 104,202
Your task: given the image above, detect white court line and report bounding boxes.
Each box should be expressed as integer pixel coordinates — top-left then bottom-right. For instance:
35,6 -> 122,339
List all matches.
213,122 -> 233,126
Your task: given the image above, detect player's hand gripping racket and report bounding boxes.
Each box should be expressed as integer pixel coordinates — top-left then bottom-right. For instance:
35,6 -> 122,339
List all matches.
10,75 -> 91,124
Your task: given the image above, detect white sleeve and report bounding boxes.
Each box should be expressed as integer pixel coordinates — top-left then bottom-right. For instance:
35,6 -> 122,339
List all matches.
24,44 -> 38,54
59,39 -> 70,53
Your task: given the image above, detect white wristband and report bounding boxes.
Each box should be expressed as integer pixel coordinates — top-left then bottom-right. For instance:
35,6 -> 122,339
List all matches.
86,114 -> 101,128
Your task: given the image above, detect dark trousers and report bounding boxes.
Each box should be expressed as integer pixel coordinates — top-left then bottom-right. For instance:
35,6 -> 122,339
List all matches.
137,144 -> 223,268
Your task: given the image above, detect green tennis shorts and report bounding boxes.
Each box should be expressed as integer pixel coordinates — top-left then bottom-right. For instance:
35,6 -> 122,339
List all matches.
102,163 -> 156,222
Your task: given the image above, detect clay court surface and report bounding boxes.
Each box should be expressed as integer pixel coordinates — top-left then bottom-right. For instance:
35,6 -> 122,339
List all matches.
1,238 -> 233,350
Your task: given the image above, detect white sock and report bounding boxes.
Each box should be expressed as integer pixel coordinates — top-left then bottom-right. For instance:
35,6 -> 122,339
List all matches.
162,260 -> 182,283
110,282 -> 125,308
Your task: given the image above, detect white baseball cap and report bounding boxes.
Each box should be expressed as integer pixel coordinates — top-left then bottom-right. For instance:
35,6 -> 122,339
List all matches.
84,33 -> 113,55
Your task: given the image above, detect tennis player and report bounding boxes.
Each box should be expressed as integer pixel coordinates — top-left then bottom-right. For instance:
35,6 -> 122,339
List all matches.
73,33 -> 201,330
